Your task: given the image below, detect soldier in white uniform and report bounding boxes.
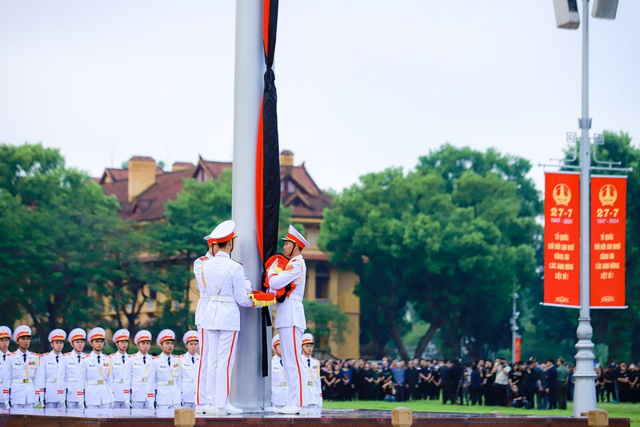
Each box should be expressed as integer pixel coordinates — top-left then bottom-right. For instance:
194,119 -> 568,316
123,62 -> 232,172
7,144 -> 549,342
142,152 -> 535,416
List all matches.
0,326 -> 12,409
110,329 -> 131,409
267,225 -> 310,414
37,329 -> 67,409
57,328 -> 87,409
300,333 -> 322,413
2,325 -> 41,408
149,329 -> 182,410
199,220 -> 256,415
271,334 -> 288,408
180,330 -> 199,409
77,327 -> 114,409
194,228 -> 218,409
125,330 -> 154,409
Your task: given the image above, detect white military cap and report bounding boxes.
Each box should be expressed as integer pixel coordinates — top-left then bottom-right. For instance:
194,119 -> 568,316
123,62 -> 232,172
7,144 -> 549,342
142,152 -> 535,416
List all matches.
12,325 -> 32,342
281,224 -> 310,249
48,329 -> 67,343
157,329 -> 175,346
183,330 -> 199,345
0,326 -> 11,340
68,328 -> 87,343
203,220 -> 236,244
112,329 -> 130,344
272,334 -> 280,349
134,330 -> 152,345
301,333 -> 314,345
88,327 -> 106,342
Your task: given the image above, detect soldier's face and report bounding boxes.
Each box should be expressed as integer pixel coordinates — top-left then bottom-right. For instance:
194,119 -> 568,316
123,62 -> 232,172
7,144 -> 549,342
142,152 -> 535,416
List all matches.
302,343 -> 314,357
92,338 -> 105,352
17,336 -> 31,351
161,340 -> 174,355
0,337 -> 9,353
72,339 -> 86,353
274,343 -> 282,357
51,340 -> 64,353
137,341 -> 151,354
283,241 -> 294,257
117,340 -> 129,353
186,341 -> 199,355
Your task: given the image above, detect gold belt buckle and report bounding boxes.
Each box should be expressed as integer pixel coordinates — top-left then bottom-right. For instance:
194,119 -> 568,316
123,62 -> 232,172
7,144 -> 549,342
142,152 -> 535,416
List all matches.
97,380 -> 104,385
281,382 -> 287,387
23,379 -> 29,383
168,380 -> 174,385
142,378 -> 147,383
307,381 -> 313,386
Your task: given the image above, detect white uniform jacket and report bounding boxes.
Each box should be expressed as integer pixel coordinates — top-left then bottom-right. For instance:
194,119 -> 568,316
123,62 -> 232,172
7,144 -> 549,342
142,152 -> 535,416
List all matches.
301,355 -> 322,407
57,351 -> 86,404
271,355 -> 288,407
77,352 -> 114,406
148,354 -> 182,407
201,251 -> 254,331
110,352 -> 129,402
269,255 -> 307,329
3,350 -> 41,405
193,252 -> 214,329
36,352 -> 64,404
0,351 -> 10,407
179,353 -> 199,404
125,352 -> 153,403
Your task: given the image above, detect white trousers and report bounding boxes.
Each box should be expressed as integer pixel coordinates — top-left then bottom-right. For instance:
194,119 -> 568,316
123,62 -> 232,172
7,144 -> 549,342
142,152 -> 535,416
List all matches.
278,326 -> 304,407
204,329 -> 239,408
195,327 -> 206,405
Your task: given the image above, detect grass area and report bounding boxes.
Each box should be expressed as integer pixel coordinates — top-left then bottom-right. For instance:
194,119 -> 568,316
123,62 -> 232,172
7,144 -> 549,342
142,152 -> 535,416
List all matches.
323,400 -> 638,427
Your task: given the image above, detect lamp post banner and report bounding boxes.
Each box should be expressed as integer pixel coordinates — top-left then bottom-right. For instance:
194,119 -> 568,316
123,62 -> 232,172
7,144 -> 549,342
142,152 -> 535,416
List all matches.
543,171 -> 581,307
590,175 -> 627,308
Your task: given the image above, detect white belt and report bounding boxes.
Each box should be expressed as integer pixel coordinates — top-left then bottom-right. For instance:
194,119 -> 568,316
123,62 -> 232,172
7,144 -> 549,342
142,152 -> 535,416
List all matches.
133,378 -> 148,383
67,377 -> 77,382
115,379 -> 124,383
87,380 -> 107,385
0,378 -> 3,383
182,379 -> 194,383
46,378 -> 58,383
210,295 -> 235,303
289,295 -> 303,302
12,378 -> 31,384
273,382 -> 287,387
158,381 -> 177,387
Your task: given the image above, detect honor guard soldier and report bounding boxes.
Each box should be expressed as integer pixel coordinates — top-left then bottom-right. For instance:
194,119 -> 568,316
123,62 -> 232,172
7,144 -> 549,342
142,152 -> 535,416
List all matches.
149,329 -> 182,410
300,334 -> 322,413
58,328 -> 87,409
271,334 -> 288,408
266,225 -> 310,414
198,220 -> 257,415
180,330 -> 199,409
194,226 -> 218,408
0,326 -> 12,409
77,327 -> 114,409
3,325 -> 41,408
110,329 -> 131,409
125,330 -> 154,409
36,329 -> 67,409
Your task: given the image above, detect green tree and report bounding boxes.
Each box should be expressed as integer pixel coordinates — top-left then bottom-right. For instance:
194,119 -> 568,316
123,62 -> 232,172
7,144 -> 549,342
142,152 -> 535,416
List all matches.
0,143 -> 123,350
303,300 -> 349,351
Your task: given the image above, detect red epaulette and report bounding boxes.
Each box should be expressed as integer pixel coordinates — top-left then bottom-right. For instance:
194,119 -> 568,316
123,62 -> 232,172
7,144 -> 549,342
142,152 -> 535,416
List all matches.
199,256 -> 208,261
128,354 -> 135,358
152,355 -> 159,360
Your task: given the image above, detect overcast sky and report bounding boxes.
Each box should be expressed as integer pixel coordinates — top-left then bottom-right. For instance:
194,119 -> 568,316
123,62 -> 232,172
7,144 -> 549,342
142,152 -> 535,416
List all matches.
1,1 -> 639,194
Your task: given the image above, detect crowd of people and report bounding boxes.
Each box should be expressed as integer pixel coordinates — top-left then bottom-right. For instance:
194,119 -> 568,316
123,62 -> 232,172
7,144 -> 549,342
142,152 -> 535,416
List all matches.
318,356 -> 640,408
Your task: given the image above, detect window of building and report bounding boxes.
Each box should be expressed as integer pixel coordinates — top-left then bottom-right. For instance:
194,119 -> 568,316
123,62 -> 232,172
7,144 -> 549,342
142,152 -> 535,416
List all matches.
315,262 -> 330,299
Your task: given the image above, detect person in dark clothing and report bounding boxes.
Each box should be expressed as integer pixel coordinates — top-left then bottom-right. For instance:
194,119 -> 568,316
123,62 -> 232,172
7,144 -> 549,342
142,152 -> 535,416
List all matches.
440,360 -> 454,404
449,359 -> 465,405
405,360 -> 420,401
522,361 -> 537,409
545,359 -> 558,409
470,363 -> 483,405
482,360 -> 495,406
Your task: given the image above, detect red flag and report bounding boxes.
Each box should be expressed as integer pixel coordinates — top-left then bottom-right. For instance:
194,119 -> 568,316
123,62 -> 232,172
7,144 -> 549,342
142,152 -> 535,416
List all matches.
543,172 -> 580,307
590,176 -> 627,308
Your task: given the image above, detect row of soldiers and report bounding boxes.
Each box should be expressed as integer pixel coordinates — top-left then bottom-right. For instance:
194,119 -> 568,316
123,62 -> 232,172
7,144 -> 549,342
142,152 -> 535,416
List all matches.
0,325 -> 200,409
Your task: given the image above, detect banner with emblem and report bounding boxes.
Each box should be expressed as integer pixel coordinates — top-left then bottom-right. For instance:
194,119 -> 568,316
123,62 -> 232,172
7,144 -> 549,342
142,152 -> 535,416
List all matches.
590,175 -> 627,308
543,172 -> 580,307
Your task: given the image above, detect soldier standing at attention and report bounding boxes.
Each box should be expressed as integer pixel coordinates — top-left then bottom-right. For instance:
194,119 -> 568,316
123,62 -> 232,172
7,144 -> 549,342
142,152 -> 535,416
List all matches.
0,326 -> 12,409
267,225 -> 310,415
77,327 -> 114,410
37,329 -> 67,409
300,333 -> 322,413
3,325 -> 41,408
58,328 -> 87,410
149,329 -> 182,410
126,330 -> 154,409
271,334 -> 287,409
110,329 -> 131,409
180,330 -> 200,409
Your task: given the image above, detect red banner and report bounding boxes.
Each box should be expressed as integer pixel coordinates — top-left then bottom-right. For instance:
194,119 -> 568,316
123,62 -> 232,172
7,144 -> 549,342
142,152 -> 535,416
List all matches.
543,172 -> 581,307
590,176 -> 627,308
515,336 -> 522,363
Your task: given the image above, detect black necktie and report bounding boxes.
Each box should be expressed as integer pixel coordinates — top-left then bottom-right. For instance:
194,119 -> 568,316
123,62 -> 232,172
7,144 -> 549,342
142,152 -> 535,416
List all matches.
122,355 -> 125,364
78,354 -> 81,363
143,356 -> 146,364
56,355 -> 59,364
3,354 -> 5,361
192,356 -> 195,364
167,356 -> 171,366
280,359 -> 283,366
308,359 -> 311,367
97,355 -> 100,364
23,353 -> 26,363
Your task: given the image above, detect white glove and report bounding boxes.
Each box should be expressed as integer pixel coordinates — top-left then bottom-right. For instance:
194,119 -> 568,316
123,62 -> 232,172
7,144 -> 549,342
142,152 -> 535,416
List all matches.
124,398 -> 132,409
